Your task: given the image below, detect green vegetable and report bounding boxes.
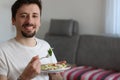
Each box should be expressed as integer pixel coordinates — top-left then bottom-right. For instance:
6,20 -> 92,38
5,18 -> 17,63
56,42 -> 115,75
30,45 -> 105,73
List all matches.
48,48 -> 53,56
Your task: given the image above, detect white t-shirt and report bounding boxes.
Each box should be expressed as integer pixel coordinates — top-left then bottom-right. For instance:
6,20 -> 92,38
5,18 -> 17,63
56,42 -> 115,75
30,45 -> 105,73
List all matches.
0,38 -> 57,80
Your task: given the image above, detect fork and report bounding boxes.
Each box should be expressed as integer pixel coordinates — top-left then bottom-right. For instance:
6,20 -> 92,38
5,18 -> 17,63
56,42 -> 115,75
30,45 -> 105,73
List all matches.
40,53 -> 51,60
40,48 -> 53,60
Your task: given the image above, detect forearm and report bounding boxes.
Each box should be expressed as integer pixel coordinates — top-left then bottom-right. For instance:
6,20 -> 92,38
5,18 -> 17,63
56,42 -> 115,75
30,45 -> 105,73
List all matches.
17,75 -> 31,80
0,75 -> 7,80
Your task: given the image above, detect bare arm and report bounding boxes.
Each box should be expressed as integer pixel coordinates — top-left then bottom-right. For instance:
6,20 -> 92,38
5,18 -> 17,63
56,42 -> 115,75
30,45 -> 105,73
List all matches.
0,75 -> 7,80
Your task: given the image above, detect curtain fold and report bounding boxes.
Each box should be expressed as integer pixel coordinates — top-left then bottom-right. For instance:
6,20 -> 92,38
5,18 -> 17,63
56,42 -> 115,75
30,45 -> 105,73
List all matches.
105,0 -> 120,35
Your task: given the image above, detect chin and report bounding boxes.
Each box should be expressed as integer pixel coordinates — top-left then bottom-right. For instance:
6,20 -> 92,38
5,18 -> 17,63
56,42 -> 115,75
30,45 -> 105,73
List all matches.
22,31 -> 36,38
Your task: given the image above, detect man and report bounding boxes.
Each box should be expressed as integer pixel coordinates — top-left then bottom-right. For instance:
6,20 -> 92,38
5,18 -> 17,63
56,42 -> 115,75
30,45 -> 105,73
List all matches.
0,0 -> 63,80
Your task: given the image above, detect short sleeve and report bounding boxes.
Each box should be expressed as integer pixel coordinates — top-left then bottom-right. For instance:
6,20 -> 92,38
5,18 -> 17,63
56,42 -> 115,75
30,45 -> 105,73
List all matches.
0,48 -> 8,76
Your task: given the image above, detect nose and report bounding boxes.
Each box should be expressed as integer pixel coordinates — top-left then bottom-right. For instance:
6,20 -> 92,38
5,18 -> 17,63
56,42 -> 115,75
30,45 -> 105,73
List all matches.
26,15 -> 33,23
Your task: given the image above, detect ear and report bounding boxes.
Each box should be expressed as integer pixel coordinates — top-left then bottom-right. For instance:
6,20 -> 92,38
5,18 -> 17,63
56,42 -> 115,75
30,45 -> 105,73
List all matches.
12,18 -> 15,25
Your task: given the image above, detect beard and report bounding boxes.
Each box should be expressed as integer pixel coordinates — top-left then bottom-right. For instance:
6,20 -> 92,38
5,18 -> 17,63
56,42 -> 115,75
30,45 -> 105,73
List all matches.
21,23 -> 37,38
21,31 -> 36,38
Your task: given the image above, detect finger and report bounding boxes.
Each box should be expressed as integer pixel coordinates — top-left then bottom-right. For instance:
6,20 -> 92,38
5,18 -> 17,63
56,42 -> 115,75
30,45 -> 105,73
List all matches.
31,58 -> 41,71
33,55 -> 39,61
31,57 -> 40,67
29,55 -> 39,64
57,60 -> 66,64
36,61 -> 41,73
49,72 -> 59,75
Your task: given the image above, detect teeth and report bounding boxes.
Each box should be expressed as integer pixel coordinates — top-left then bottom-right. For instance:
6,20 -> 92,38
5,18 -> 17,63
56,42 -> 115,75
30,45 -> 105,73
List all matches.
24,26 -> 33,30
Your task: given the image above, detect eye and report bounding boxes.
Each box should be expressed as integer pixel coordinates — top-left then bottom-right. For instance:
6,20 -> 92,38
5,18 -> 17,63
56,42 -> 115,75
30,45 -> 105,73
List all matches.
20,14 -> 27,18
33,15 -> 38,18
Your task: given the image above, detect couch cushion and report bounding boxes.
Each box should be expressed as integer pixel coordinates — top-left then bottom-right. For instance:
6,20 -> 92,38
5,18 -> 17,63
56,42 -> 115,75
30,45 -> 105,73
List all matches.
49,19 -> 74,36
76,35 -> 120,71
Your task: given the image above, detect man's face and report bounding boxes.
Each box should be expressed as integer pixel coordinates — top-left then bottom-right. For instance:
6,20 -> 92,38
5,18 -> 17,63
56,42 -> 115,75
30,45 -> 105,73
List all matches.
12,4 -> 41,38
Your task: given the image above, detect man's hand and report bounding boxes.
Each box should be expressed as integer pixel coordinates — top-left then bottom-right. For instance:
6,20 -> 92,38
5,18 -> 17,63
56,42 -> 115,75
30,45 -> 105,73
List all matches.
49,73 -> 63,80
57,60 -> 66,64
19,55 -> 41,80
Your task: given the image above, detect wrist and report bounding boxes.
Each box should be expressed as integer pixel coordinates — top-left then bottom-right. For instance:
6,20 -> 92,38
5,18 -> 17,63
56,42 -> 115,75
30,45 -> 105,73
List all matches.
17,75 -> 23,80
17,75 -> 30,80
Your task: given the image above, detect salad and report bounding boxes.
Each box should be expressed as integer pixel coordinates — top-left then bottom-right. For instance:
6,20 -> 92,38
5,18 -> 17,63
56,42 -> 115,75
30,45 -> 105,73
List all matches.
41,61 -> 68,70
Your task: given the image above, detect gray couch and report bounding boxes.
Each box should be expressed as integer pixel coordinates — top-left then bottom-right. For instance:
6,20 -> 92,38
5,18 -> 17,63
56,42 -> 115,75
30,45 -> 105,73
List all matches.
44,19 -> 120,80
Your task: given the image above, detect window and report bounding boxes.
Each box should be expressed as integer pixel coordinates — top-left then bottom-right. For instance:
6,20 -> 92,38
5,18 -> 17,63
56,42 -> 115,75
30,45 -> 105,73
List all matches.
105,0 -> 120,35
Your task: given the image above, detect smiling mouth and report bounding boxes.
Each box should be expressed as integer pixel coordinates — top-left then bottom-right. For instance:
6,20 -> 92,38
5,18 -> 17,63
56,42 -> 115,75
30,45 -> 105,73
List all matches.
24,26 -> 34,31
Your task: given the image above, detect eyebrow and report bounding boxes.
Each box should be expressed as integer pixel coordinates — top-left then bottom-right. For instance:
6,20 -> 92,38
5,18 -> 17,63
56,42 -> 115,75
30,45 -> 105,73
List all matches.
19,12 -> 39,15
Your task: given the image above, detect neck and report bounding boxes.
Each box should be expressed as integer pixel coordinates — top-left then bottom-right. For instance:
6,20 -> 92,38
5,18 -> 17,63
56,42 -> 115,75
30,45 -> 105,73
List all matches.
15,36 -> 37,47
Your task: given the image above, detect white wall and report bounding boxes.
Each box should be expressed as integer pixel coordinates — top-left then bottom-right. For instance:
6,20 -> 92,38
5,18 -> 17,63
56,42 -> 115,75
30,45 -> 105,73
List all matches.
37,0 -> 106,38
0,0 -> 16,43
0,0 -> 105,42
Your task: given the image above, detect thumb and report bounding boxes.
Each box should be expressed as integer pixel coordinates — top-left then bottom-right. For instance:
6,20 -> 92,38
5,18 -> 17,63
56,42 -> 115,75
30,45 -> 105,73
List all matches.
30,55 -> 39,63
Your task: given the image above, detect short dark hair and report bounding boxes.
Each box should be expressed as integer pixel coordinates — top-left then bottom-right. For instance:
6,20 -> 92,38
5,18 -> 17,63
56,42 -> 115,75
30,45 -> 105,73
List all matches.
11,0 -> 42,19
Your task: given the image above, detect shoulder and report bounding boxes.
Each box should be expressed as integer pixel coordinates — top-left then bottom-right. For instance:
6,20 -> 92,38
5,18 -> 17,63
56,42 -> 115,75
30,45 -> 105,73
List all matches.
35,38 -> 51,49
36,38 -> 50,46
0,38 -> 15,50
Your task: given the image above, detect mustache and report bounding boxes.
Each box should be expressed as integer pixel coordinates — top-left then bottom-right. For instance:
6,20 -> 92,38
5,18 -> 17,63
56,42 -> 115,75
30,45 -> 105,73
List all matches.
22,23 -> 34,27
